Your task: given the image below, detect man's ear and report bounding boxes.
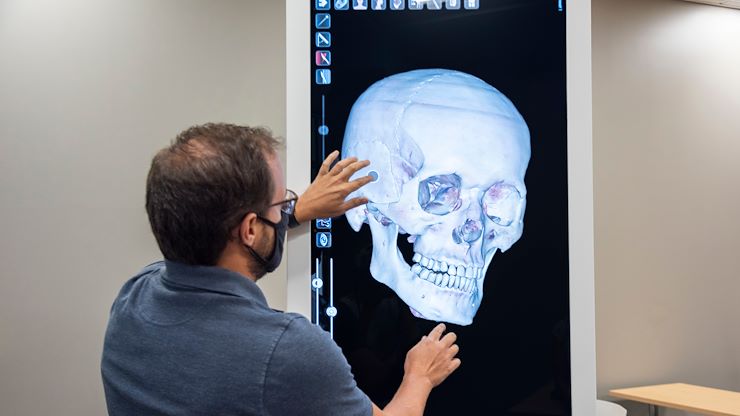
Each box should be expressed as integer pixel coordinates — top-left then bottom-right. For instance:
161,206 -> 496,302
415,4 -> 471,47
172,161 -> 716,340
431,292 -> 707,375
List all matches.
239,212 -> 260,247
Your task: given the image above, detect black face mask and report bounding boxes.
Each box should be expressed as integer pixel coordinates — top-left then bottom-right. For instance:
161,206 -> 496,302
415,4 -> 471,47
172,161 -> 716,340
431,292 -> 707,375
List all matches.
245,211 -> 289,275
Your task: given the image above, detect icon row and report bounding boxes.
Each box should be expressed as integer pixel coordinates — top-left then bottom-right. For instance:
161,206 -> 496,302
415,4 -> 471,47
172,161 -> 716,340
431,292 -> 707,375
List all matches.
314,14 -> 332,85
317,0 -> 478,10
316,219 -> 332,247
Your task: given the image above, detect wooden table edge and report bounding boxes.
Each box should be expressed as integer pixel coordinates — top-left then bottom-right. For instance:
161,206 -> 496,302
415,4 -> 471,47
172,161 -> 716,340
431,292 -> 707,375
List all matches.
609,388 -> 739,416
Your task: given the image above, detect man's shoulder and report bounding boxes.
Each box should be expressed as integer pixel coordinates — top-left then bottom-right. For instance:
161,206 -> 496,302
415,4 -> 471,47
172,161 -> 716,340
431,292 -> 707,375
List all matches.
280,312 -> 318,334
126,260 -> 165,284
111,261 -> 165,306
270,313 -> 350,373
279,313 -> 334,349
264,315 -> 372,416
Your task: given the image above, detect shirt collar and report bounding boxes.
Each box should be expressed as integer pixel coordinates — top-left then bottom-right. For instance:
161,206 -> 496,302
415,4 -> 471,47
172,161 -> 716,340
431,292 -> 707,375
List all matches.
162,260 -> 269,308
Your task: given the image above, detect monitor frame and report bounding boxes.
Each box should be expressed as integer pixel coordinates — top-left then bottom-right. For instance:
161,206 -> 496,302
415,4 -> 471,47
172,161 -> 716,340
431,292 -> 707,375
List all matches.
285,1 -> 596,413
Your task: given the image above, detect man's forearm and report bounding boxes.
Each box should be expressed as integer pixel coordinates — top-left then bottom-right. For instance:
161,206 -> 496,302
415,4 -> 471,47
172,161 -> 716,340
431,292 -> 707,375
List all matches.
378,375 -> 434,416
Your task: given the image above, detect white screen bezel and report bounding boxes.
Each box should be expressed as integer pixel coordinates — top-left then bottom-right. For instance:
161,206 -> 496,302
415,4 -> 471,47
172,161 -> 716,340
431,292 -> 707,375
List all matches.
285,1 -> 595,412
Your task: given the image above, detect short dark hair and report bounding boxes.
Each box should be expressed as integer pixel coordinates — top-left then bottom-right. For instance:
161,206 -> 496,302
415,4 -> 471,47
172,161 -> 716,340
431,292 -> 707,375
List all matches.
145,123 -> 281,265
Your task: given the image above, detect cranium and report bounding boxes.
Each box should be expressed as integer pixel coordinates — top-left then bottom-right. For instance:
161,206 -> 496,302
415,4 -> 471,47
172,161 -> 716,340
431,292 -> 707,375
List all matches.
342,69 -> 530,325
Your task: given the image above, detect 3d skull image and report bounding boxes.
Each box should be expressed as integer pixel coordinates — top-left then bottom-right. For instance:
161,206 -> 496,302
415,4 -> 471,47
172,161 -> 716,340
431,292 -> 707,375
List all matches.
342,69 -> 531,326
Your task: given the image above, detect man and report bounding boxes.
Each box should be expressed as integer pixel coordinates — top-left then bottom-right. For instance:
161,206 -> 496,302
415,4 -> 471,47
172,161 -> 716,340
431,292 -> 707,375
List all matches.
101,123 -> 460,416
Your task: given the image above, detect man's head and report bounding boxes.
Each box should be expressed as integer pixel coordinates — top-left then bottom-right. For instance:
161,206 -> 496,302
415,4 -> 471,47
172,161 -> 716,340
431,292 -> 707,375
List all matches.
145,123 -> 288,279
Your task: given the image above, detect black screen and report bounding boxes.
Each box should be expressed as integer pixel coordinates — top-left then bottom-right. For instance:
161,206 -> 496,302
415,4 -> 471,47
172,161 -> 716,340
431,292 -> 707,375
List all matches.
309,1 -> 570,414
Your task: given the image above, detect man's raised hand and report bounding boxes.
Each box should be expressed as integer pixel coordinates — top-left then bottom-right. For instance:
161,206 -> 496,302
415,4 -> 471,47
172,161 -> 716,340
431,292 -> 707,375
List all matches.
294,150 -> 374,223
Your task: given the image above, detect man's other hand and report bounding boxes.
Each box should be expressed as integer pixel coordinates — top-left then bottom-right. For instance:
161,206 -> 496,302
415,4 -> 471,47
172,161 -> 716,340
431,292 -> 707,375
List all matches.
372,323 -> 461,416
294,150 -> 373,223
403,323 -> 461,389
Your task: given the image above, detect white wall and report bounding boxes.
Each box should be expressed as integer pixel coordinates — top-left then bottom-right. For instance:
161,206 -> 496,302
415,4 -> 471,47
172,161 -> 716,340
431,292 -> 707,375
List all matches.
0,1 -> 286,415
593,0 -> 740,414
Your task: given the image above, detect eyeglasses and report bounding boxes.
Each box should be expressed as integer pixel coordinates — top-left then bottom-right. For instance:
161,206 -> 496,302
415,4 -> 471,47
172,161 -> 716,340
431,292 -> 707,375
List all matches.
268,189 -> 298,215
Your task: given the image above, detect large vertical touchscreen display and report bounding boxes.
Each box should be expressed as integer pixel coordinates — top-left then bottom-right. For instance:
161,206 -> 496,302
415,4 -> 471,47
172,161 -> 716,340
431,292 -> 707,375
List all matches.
309,1 -> 570,413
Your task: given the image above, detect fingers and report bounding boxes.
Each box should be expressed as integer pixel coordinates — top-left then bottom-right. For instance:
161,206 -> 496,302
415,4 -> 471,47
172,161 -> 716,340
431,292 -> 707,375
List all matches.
328,157 -> 358,176
337,159 -> 370,180
341,196 -> 369,212
440,331 -> 457,348
449,358 -> 462,372
348,175 -> 374,192
319,150 -> 340,175
428,323 -> 446,341
447,343 -> 460,358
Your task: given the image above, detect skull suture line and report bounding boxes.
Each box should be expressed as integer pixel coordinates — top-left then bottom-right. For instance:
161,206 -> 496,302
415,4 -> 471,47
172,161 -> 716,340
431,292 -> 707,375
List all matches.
342,69 -> 531,326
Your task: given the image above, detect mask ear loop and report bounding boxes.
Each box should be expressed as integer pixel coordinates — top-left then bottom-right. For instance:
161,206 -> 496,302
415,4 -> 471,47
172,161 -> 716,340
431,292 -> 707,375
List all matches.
243,216 -> 278,266
245,244 -> 269,267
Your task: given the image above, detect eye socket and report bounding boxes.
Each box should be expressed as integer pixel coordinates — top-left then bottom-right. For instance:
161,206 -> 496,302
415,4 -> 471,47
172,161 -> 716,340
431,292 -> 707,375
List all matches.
482,183 -> 521,226
418,174 -> 462,215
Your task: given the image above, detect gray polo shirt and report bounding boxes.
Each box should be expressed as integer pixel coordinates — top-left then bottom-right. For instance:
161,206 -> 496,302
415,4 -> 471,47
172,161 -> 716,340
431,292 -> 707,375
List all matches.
101,260 -> 372,416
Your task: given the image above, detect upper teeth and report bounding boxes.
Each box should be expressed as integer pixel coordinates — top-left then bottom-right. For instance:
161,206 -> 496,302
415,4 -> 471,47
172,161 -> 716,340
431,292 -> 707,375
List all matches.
411,253 -> 481,293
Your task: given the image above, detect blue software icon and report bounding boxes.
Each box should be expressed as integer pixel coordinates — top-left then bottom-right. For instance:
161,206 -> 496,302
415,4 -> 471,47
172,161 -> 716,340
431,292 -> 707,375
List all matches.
371,0 -> 387,10
316,218 -> 332,229
316,232 -> 332,248
463,0 -> 479,9
445,0 -> 461,9
352,0 -> 368,9
407,0 -> 423,10
316,0 -> 331,10
316,32 -> 331,48
315,13 -> 331,29
335,0 -> 349,9
316,50 -> 331,66
316,69 -> 331,85
389,0 -> 405,10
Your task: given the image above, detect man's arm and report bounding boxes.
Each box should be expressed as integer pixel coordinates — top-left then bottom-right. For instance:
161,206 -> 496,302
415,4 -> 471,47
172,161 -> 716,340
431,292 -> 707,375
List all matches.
263,315 -> 374,416
264,317 -> 459,416
372,324 -> 461,416
370,378 -> 432,416
293,150 -> 374,224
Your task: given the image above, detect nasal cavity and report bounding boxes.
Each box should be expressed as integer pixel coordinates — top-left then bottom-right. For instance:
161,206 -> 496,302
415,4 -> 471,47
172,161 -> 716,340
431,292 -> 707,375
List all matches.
452,219 -> 483,244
